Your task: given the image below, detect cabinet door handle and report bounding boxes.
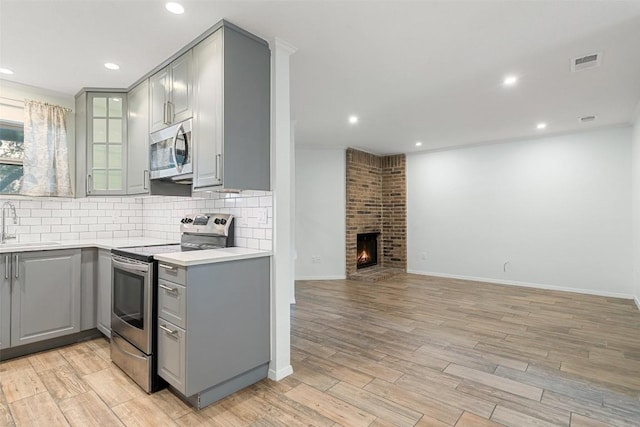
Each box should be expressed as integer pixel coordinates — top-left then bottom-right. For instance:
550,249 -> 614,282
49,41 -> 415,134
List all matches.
87,174 -> 92,194
159,283 -> 178,293
4,255 -> 8,280
159,324 -> 178,335
143,170 -> 149,190
14,254 -> 18,278
159,263 -> 177,271
216,154 -> 221,180
168,101 -> 174,123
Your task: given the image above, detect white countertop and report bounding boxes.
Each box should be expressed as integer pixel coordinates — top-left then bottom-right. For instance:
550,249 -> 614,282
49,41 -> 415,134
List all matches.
154,247 -> 272,267
0,237 -> 177,254
0,238 -> 271,266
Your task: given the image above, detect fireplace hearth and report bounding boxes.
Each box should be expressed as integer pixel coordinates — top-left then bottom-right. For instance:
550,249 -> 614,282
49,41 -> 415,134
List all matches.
357,232 -> 380,269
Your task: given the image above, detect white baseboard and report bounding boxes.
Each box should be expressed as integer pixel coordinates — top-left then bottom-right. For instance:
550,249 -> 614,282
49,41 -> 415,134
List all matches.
407,269 -> 635,300
635,295 -> 640,311
268,365 -> 293,381
295,275 -> 346,281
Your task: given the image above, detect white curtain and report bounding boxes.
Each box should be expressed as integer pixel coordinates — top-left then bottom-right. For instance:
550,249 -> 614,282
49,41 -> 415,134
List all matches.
20,100 -> 72,197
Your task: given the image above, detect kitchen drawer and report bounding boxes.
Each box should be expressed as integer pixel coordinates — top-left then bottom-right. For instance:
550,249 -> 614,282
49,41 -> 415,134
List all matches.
158,262 -> 186,285
158,279 -> 186,329
157,319 -> 186,394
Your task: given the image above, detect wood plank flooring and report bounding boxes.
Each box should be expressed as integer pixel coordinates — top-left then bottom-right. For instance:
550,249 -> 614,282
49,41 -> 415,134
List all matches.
1,273 -> 640,426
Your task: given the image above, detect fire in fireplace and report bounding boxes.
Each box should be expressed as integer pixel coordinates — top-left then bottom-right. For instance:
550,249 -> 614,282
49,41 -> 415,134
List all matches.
357,232 -> 379,269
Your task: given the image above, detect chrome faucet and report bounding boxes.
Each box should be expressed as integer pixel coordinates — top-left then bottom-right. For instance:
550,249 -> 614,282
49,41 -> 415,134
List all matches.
1,201 -> 18,244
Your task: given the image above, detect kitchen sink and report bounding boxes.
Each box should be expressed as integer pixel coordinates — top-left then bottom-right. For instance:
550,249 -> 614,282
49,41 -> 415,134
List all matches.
0,241 -> 61,248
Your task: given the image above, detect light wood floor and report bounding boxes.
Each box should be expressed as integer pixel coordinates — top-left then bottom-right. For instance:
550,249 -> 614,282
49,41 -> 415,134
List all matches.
2,274 -> 640,426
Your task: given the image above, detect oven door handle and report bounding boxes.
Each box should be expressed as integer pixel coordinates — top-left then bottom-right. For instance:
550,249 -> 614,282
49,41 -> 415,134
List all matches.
112,336 -> 147,361
112,258 -> 150,273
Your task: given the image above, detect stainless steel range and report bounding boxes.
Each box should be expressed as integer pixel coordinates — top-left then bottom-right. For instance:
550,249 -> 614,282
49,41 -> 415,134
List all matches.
110,213 -> 234,392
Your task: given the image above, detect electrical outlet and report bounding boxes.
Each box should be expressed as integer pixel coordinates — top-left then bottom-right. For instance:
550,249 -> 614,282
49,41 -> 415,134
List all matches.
311,255 -> 321,264
257,208 -> 267,224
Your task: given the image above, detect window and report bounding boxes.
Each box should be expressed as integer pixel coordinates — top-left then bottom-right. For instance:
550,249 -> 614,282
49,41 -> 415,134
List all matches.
0,121 -> 24,194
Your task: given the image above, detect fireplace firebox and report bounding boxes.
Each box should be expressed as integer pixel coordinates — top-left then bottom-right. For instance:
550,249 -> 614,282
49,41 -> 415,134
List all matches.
357,232 -> 380,269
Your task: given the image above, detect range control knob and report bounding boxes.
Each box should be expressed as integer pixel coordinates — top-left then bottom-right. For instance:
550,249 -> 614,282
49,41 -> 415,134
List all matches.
220,219 -> 227,225
180,218 -> 186,223
188,218 -> 193,223
214,218 -> 221,225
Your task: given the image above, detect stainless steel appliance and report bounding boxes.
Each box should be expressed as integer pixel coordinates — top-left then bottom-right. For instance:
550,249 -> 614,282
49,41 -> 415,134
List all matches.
110,213 -> 233,393
150,118 -> 192,182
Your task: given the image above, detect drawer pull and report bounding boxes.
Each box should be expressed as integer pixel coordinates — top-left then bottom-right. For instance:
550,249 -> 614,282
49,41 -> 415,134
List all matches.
159,263 -> 177,271
159,283 -> 178,293
159,324 -> 178,335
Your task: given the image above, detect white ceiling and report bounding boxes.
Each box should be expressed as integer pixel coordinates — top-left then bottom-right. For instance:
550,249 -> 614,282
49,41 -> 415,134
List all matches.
1,1 -> 640,155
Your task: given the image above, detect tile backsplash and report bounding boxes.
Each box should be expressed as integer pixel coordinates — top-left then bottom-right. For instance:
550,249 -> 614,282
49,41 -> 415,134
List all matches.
1,190 -> 273,251
143,191 -> 273,251
1,196 -> 143,242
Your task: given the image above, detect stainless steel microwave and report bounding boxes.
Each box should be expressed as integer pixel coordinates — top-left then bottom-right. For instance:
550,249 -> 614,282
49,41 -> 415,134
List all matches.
150,118 -> 192,181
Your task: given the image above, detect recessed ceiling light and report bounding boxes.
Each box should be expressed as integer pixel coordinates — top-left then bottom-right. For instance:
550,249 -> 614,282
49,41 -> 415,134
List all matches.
503,75 -> 518,86
104,62 -> 120,70
165,2 -> 185,14
0,68 -> 14,75
536,122 -> 547,130
415,142 -> 423,147
348,115 -> 359,124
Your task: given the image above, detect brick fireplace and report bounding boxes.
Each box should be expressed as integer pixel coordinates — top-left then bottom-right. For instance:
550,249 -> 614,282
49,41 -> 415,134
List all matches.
346,148 -> 407,280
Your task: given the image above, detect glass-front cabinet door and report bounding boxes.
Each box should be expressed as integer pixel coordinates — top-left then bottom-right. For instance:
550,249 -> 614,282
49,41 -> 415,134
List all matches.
87,93 -> 126,194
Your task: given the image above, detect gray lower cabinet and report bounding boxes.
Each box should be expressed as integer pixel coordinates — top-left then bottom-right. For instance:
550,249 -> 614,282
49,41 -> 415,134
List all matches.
9,249 -> 82,348
157,318 -> 186,392
0,255 -> 10,350
96,248 -> 112,337
157,256 -> 270,408
80,248 -> 98,331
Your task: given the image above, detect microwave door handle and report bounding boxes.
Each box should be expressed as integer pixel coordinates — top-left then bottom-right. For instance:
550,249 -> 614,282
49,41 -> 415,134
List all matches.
173,125 -> 182,174
182,126 -> 189,168
173,124 -> 188,173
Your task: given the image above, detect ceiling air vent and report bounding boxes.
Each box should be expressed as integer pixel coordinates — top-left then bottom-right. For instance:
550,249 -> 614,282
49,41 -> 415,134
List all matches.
571,52 -> 602,72
579,115 -> 597,123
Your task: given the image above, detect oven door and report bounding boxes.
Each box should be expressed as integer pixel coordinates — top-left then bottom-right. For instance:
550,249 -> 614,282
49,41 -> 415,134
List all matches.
111,255 -> 153,354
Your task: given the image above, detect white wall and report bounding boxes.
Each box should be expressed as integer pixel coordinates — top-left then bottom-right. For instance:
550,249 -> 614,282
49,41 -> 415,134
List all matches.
408,126 -> 634,298
632,111 -> 640,308
295,148 -> 345,279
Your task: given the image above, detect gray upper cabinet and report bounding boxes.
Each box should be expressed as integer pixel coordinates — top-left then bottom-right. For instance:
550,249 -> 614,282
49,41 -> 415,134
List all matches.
127,79 -> 150,195
192,25 -> 271,191
0,255 -> 10,350
10,249 -> 81,347
150,51 -> 193,133
75,20 -> 268,197
76,91 -> 128,196
192,30 -> 223,189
